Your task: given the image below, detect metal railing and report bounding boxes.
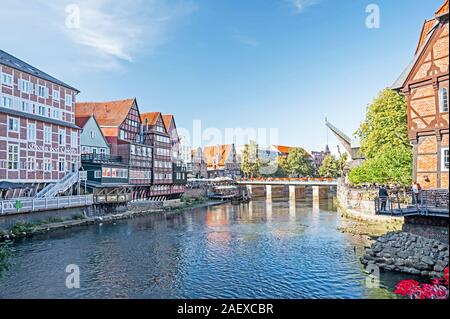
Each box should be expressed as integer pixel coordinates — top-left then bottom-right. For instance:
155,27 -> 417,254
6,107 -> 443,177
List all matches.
1,195 -> 94,215
35,172 -> 79,198
375,190 -> 449,217
81,154 -> 123,163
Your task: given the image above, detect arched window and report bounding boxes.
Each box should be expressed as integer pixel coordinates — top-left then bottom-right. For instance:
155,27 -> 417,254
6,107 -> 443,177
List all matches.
440,87 -> 448,113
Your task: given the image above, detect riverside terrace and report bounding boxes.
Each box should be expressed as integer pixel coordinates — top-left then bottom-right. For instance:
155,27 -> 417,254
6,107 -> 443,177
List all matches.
375,189 -> 449,218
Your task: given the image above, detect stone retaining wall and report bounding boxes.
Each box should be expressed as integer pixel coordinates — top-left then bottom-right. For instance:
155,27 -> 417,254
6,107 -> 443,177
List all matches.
361,231 -> 449,277
403,216 -> 449,243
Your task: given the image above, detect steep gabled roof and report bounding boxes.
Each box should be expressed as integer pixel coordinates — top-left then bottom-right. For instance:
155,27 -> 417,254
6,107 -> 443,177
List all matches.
162,114 -> 174,130
75,99 -> 136,127
392,0 -> 448,90
436,0 -> 449,16
0,49 -> 79,92
415,19 -> 436,54
75,115 -> 111,147
75,116 -> 91,128
141,112 -> 160,126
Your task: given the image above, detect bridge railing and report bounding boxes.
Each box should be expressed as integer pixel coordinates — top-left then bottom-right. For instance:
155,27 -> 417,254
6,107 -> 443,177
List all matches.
237,177 -> 337,183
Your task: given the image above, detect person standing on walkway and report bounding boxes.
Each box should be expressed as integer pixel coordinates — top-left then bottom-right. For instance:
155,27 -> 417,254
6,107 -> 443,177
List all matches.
379,185 -> 389,211
412,181 -> 422,205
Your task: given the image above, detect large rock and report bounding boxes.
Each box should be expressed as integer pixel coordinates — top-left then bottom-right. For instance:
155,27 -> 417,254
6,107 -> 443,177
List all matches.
363,231 -> 447,277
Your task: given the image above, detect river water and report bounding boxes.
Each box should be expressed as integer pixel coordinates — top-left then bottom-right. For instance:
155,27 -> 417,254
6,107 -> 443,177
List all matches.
0,200 -> 407,299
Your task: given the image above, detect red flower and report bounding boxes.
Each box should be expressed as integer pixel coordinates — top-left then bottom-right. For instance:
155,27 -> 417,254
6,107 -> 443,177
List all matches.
394,267 -> 449,300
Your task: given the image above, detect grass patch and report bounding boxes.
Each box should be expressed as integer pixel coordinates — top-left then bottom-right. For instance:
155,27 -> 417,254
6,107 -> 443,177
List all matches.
10,222 -> 37,236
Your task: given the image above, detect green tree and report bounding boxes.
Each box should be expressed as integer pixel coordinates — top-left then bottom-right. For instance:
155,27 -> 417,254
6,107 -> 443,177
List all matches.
286,148 -> 315,177
240,141 -> 260,178
319,155 -> 339,178
319,152 -> 349,178
356,89 -> 410,159
349,148 -> 412,186
349,89 -> 413,187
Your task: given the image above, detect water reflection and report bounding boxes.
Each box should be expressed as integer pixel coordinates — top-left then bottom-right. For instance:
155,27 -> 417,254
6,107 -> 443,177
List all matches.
0,199 -> 403,299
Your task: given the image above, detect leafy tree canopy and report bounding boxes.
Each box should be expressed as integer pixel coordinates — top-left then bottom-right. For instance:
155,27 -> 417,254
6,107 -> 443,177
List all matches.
356,89 -> 410,159
349,89 -> 412,187
286,148 -> 315,177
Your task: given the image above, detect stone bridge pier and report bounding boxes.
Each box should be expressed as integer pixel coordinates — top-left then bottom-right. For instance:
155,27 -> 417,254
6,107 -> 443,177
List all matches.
246,184 -> 336,203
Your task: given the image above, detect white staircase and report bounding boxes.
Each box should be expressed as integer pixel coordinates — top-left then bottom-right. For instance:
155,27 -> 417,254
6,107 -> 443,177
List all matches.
36,172 -> 79,198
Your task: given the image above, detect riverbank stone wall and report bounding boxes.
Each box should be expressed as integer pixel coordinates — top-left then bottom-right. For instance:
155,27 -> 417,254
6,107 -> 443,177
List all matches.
361,231 -> 449,278
403,216 -> 449,243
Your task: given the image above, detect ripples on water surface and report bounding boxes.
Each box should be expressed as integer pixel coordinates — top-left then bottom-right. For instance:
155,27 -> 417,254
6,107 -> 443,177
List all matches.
0,200 -> 404,299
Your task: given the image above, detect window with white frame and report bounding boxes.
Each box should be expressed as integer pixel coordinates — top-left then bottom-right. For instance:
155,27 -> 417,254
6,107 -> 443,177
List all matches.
58,158 -> 65,172
21,101 -> 30,112
52,109 -> 60,119
20,79 -> 32,93
1,73 -> 12,86
27,123 -> 36,141
44,126 -> 52,144
44,158 -> 52,172
82,146 -> 89,154
65,94 -> 72,106
27,157 -> 35,171
38,105 -> 46,116
71,131 -> 78,148
440,88 -> 448,113
1,96 -> 12,108
8,117 -> 19,132
37,85 -> 47,98
442,148 -> 449,171
94,171 -> 101,179
58,129 -> 66,146
53,90 -> 60,100
7,144 -> 19,170
90,131 -> 96,139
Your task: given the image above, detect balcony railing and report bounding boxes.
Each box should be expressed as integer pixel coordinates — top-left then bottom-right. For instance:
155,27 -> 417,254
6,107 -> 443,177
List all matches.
81,154 -> 123,164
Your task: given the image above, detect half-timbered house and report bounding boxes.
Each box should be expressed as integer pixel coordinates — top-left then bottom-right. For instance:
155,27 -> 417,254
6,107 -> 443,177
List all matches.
393,0 -> 449,190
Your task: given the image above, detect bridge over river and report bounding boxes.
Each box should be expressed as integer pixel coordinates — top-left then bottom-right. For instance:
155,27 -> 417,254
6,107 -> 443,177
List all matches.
236,178 -> 338,202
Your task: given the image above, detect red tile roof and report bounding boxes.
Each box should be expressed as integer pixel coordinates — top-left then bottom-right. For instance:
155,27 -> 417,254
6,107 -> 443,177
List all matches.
75,116 -> 91,128
162,114 -> 174,130
415,19 -> 436,54
141,112 -> 160,126
272,145 -> 293,154
76,98 -> 136,127
436,0 -> 449,16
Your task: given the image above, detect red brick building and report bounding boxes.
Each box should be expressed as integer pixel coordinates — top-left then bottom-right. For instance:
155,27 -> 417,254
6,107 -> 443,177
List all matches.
393,0 -> 449,190
0,49 -> 80,198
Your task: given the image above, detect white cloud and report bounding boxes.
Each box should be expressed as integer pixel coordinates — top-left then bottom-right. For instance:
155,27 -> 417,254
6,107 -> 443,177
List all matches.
288,0 -> 320,14
0,0 -> 197,70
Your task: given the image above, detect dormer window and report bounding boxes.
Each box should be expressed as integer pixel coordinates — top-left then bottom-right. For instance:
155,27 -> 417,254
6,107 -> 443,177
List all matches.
440,88 -> 448,113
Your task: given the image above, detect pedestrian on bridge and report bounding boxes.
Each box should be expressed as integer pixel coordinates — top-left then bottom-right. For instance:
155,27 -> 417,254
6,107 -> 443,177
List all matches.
379,185 -> 389,211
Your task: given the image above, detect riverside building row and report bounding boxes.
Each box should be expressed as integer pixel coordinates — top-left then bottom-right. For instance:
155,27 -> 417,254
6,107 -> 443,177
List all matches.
0,49 -> 186,202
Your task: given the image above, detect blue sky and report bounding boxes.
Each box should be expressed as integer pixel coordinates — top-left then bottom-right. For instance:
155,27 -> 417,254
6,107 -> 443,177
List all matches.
0,0 -> 444,152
